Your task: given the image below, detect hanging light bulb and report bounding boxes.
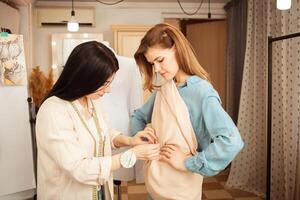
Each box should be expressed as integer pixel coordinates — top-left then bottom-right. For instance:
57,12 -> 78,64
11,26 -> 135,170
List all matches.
276,0 -> 291,10
67,0 -> 79,32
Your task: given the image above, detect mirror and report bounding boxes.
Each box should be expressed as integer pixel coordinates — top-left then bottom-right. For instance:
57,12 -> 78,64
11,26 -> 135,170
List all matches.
51,33 -> 106,80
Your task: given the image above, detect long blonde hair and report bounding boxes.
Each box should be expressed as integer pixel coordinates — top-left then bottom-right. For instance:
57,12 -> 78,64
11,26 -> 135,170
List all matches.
134,23 -> 210,92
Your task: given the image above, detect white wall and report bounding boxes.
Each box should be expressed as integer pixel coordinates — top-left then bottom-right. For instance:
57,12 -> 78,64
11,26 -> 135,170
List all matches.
32,8 -> 161,72
32,6 -> 164,72
33,2 -> 226,73
0,86 -> 35,199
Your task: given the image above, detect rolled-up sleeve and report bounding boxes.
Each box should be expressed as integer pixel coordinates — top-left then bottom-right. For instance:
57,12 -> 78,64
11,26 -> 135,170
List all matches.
130,93 -> 156,135
36,104 -> 112,185
185,87 -> 244,176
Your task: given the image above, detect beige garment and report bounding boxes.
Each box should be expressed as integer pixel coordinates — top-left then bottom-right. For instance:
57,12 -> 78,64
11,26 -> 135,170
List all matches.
144,80 -> 203,200
36,96 -> 120,200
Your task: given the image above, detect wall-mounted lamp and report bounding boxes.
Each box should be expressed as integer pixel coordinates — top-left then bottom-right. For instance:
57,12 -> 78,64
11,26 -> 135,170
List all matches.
276,0 -> 291,10
67,0 -> 79,32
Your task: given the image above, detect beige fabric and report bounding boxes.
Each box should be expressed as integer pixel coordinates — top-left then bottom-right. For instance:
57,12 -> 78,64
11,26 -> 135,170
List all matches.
36,96 -> 121,200
144,80 -> 203,200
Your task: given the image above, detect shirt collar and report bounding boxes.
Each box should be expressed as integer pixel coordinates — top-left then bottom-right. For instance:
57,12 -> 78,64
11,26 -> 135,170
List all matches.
177,75 -> 201,88
74,98 -> 94,114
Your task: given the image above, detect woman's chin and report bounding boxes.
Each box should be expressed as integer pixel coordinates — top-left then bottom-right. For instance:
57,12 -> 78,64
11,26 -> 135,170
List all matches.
163,75 -> 174,81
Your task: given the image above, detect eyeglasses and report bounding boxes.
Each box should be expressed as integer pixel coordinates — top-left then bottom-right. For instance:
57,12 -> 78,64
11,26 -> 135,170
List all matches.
92,79 -> 113,93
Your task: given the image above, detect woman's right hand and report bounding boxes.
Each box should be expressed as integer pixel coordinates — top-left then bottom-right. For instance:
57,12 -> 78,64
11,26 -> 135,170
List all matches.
132,143 -> 160,161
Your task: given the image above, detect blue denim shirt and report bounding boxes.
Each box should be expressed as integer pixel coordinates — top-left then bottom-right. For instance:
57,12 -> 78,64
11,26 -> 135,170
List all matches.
130,76 -> 244,177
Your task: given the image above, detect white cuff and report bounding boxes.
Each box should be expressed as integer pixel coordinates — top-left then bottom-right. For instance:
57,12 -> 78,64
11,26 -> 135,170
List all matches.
98,156 -> 112,182
110,129 -> 122,149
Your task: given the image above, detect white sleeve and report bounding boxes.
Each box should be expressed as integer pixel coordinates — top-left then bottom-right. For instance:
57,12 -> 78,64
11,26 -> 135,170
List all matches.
109,128 -> 122,149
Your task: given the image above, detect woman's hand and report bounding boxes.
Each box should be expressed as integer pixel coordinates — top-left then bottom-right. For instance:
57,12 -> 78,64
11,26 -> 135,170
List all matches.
160,144 -> 190,171
131,127 -> 157,146
132,143 -> 160,160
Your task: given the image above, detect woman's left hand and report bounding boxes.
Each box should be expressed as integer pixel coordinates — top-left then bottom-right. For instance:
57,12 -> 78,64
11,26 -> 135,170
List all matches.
130,127 -> 157,146
160,144 -> 190,172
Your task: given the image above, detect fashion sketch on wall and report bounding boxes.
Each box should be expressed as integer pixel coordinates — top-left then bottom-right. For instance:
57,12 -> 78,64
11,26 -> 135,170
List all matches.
0,34 -> 27,86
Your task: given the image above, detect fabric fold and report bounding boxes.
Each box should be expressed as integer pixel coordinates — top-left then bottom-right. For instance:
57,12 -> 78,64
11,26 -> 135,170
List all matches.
145,80 -> 203,200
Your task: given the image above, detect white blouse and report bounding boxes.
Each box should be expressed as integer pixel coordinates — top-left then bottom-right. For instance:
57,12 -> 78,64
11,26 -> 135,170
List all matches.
36,96 -> 120,200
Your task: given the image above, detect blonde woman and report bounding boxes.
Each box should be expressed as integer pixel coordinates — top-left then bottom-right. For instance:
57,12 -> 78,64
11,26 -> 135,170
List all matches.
131,23 -> 244,200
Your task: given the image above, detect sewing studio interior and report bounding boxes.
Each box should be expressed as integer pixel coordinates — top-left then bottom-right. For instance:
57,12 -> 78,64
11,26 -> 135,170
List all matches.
0,0 -> 299,200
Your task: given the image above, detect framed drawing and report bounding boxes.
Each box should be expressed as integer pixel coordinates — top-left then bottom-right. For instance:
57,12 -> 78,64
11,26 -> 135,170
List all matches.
0,34 -> 27,86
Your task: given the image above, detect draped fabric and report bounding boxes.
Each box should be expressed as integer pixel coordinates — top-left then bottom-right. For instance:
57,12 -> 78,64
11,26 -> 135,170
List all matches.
269,1 -> 300,199
145,80 -> 202,200
227,0 -> 300,199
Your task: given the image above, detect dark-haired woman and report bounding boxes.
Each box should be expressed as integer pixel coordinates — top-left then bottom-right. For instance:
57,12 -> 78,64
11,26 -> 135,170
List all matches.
36,41 -> 159,200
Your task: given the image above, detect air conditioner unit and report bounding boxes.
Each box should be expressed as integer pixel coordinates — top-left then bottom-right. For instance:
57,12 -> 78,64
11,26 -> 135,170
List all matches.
37,7 -> 95,27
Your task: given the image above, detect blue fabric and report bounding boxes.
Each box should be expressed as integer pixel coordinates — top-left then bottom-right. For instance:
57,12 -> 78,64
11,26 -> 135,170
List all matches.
130,76 -> 244,177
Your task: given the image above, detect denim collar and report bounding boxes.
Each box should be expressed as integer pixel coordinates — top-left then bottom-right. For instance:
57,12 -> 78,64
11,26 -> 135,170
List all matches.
177,75 -> 202,88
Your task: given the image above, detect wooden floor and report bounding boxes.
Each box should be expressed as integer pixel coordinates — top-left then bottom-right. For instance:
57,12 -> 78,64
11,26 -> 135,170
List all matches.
114,169 -> 264,200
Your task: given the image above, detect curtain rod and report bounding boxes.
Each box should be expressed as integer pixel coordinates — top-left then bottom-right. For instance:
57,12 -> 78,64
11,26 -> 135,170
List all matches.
270,32 -> 300,42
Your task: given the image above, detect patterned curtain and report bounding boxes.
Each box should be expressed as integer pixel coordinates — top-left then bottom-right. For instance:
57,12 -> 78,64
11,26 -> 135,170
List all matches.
226,0 -> 300,199
224,0 -> 247,124
270,0 -> 300,198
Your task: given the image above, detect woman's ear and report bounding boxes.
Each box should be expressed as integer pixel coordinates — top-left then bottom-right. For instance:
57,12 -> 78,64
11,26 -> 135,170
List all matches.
171,45 -> 177,53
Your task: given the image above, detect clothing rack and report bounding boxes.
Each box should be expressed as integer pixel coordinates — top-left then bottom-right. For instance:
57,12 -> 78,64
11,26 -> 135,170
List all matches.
27,97 -> 37,200
267,31 -> 300,200
27,97 -> 37,184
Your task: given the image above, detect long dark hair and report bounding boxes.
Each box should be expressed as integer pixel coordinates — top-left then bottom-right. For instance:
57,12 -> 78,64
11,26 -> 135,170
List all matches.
45,41 -> 119,102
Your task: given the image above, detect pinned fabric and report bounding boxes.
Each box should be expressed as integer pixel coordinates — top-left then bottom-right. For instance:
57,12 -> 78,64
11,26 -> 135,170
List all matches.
144,80 -> 203,200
